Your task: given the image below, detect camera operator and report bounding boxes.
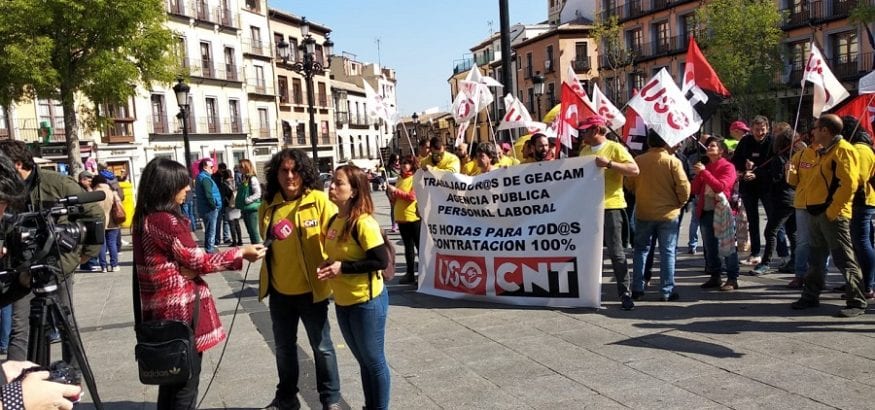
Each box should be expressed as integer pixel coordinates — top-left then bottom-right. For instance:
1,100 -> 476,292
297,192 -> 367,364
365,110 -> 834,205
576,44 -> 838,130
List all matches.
0,141 -> 103,363
0,153 -> 82,409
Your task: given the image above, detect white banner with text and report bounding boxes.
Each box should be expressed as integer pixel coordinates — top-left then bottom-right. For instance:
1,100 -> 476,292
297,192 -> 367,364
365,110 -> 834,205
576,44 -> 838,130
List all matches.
413,156 -> 604,308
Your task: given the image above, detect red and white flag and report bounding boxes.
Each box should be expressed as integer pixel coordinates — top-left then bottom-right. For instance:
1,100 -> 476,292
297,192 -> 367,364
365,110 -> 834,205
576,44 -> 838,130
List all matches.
565,65 -> 591,105
833,94 -> 875,137
803,44 -> 849,117
454,120 -> 470,148
557,82 -> 597,153
591,84 -> 625,130
628,68 -> 701,147
496,93 -> 544,131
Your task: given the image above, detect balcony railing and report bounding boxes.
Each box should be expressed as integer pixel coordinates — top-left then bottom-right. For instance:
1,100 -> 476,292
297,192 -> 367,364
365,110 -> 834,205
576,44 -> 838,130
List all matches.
182,58 -> 241,81
572,59 -> 591,72
244,38 -> 268,56
335,111 -> 349,125
104,119 -> 135,143
151,116 -> 169,134
166,0 -> 237,28
653,0 -> 672,8
148,115 -> 248,134
832,0 -> 859,16
247,80 -> 274,95
626,0 -> 645,18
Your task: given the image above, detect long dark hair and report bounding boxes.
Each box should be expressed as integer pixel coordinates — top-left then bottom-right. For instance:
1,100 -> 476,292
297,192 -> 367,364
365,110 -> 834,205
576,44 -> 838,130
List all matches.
334,165 -> 374,240
133,158 -> 190,232
263,149 -> 321,201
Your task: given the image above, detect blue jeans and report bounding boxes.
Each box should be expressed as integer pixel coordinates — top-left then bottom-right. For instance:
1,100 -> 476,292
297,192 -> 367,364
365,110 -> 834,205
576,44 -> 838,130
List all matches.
632,218 -> 679,297
851,206 -> 875,291
268,291 -> 340,407
99,229 -> 120,268
336,290 -> 390,410
201,208 -> 219,252
699,211 -> 740,280
0,305 -> 12,350
182,199 -> 198,231
686,197 -> 700,249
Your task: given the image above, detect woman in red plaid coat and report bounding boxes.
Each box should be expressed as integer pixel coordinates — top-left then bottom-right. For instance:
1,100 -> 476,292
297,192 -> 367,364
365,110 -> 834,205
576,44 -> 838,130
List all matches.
133,157 -> 266,409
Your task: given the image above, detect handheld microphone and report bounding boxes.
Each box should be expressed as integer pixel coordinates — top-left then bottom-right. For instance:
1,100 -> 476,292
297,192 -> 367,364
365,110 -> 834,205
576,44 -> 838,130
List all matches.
263,219 -> 293,248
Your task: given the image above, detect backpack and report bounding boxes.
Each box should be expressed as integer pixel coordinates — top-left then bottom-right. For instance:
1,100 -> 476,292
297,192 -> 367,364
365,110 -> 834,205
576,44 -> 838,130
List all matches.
327,214 -> 396,281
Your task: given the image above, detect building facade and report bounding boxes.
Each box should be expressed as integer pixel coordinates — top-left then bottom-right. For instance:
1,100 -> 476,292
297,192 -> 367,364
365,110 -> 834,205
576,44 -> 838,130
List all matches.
269,9 -> 337,172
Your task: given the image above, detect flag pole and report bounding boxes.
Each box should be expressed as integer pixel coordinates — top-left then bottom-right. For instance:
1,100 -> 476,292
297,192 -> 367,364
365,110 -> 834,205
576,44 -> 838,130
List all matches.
789,83 -> 807,161
399,121 -> 415,156
847,93 -> 875,140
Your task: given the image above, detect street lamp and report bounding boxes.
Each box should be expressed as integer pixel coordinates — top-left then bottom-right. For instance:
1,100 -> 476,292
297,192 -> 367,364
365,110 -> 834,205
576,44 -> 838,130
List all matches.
533,71 -> 545,122
172,78 -> 193,171
411,112 -> 420,141
277,16 -> 334,169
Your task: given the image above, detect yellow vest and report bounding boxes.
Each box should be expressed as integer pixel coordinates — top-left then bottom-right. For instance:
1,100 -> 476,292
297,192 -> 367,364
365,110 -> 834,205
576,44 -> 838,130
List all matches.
257,189 -> 337,301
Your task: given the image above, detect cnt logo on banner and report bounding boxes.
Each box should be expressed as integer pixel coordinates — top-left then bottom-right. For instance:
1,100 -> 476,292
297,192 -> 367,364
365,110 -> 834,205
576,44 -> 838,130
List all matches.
413,157 -> 604,308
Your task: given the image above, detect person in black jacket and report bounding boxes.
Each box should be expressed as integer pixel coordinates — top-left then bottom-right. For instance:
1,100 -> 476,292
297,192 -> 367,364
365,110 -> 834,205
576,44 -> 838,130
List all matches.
750,123 -> 797,275
731,115 -> 774,265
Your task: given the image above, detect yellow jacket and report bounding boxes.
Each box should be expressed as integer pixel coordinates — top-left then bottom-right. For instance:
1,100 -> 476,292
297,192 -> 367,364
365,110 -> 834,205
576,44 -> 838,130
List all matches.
853,143 -> 875,208
257,189 -> 337,301
625,148 -> 690,221
801,138 -> 859,220
788,146 -> 820,209
420,151 -> 461,172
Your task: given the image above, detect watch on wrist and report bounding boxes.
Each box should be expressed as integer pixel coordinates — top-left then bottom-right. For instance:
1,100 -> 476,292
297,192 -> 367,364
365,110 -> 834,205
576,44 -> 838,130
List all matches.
607,160 -> 613,169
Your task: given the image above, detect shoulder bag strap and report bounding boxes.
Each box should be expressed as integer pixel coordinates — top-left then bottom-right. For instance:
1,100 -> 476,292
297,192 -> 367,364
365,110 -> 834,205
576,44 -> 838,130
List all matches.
264,207 -> 277,291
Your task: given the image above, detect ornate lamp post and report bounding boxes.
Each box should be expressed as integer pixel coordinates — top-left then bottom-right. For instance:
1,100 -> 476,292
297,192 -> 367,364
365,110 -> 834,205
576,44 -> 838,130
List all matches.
277,17 -> 334,168
533,71 -> 546,122
172,78 -> 192,171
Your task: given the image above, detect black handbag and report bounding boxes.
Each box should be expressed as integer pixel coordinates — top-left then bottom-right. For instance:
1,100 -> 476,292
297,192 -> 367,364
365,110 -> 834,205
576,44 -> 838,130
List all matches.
132,266 -> 200,386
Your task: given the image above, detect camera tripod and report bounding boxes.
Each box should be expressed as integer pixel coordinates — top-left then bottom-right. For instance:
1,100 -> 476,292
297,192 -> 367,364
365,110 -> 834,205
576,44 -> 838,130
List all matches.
27,274 -> 103,409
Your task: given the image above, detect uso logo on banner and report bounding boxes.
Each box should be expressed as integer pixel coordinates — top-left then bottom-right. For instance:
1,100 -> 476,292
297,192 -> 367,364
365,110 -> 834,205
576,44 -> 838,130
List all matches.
434,254 -> 487,295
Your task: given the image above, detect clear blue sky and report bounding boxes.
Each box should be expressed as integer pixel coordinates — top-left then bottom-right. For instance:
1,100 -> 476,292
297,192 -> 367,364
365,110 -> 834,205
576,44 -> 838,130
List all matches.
270,0 -> 545,115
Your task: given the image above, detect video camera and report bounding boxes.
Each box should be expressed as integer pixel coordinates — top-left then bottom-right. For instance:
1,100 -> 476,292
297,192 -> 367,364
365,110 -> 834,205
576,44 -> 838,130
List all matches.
1,190 -> 105,293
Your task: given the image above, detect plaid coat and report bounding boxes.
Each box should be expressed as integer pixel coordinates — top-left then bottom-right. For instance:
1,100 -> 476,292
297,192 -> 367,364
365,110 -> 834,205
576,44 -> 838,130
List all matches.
133,212 -> 242,352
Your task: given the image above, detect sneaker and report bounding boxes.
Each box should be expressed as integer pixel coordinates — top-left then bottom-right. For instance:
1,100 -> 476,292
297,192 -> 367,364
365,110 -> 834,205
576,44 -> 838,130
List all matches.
263,397 -> 300,410
865,290 -> 875,300
659,292 -> 680,302
89,266 -> 102,272
700,276 -> 722,289
791,298 -> 820,310
687,247 -> 697,255
836,306 -> 866,317
111,266 -> 121,272
720,280 -> 739,291
48,329 -> 61,344
620,294 -> 635,311
749,263 -> 770,276
101,267 -> 107,273
787,278 -> 804,289
631,290 -> 645,301
743,256 -> 762,266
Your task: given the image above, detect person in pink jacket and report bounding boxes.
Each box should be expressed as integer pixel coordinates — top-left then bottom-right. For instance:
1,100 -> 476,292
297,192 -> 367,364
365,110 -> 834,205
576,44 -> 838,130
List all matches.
691,136 -> 740,291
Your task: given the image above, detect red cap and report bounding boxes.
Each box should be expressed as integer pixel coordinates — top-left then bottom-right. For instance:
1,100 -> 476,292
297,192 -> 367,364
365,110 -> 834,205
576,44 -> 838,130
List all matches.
730,121 -> 750,132
578,115 -> 607,130
500,142 -> 512,153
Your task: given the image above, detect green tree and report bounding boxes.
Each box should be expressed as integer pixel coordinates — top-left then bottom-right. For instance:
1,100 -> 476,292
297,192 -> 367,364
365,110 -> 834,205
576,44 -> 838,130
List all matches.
0,0 -> 176,174
696,0 -> 784,120
591,14 -> 635,102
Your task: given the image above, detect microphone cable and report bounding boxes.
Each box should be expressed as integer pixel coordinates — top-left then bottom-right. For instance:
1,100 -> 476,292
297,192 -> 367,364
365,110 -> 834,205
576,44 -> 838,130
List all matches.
196,259 -> 255,409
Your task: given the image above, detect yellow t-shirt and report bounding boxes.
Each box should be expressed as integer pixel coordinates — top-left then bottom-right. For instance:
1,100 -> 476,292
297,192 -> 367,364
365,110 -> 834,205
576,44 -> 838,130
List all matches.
461,160 -> 478,176
579,140 -> 633,209
324,215 -> 385,306
498,155 -> 520,167
420,152 -> 461,172
393,175 -> 419,222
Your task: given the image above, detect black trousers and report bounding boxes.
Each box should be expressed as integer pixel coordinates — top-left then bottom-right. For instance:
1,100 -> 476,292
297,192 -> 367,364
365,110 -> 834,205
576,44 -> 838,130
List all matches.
157,351 -> 202,410
398,221 -> 421,277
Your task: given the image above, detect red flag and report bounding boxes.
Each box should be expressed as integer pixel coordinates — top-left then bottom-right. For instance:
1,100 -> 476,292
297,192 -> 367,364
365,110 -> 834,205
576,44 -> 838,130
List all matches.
683,37 -> 730,122
555,83 -> 597,157
833,94 -> 875,137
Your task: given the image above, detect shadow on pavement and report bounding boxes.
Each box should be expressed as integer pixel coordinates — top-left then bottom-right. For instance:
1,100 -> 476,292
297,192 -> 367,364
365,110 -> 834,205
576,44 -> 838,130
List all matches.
609,332 -> 744,358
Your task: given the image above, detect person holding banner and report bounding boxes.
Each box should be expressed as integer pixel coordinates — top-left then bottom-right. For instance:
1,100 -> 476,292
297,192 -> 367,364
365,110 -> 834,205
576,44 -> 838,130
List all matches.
531,133 -> 555,162
578,115 -> 640,309
626,131 -> 690,303
791,114 -> 868,317
318,165 -> 391,410
387,155 -> 421,285
420,137 -> 461,172
455,142 -> 476,175
471,142 -> 500,175
692,137 -> 741,291
842,116 -> 875,300
258,149 -> 342,410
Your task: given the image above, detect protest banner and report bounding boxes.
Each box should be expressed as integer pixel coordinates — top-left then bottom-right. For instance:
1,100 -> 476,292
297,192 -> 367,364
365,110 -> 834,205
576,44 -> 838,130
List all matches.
413,156 -> 604,308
